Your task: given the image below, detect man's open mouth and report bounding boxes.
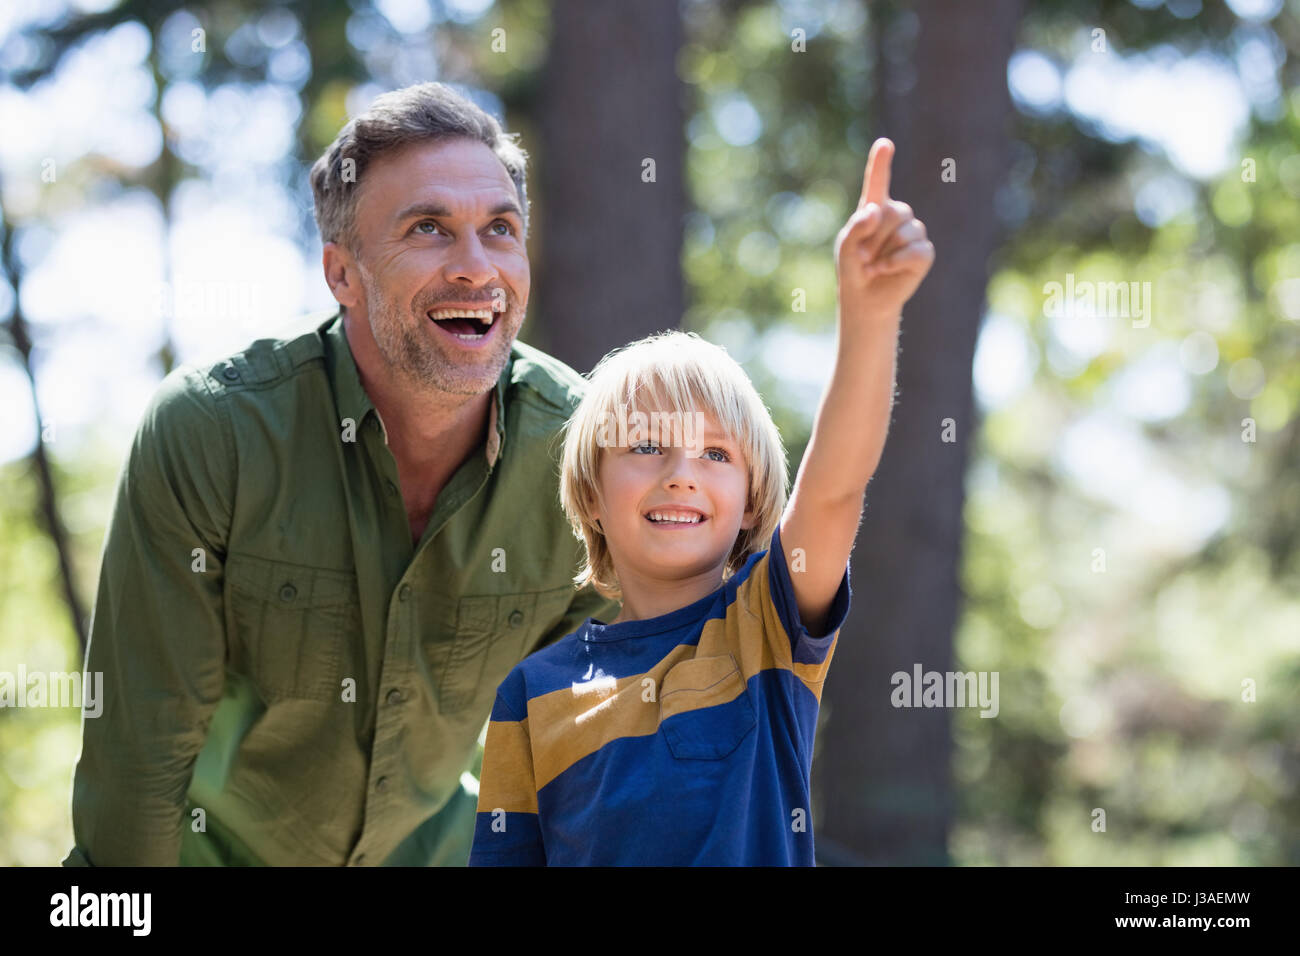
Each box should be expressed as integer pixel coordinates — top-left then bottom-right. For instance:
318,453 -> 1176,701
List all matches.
427,307 -> 497,339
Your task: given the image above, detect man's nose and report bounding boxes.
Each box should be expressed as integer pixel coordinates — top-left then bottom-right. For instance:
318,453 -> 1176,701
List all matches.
444,232 -> 497,286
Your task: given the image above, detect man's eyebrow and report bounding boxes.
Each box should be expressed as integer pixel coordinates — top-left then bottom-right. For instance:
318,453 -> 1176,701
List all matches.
392,199 -> 524,225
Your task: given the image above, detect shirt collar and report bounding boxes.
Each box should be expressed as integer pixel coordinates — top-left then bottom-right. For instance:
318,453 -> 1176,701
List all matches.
319,308 -> 508,468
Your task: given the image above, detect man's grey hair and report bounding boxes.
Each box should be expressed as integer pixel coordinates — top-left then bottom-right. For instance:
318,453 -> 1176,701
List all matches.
309,81 -> 529,257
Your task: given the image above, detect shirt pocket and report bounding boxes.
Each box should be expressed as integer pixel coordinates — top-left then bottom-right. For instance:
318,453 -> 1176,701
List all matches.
658,653 -> 757,761
225,553 -> 355,704
433,587 -> 574,716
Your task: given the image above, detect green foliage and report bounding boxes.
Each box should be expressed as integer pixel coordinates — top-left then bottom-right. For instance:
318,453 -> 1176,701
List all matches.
0,453 -> 117,866
2,0 -> 1296,866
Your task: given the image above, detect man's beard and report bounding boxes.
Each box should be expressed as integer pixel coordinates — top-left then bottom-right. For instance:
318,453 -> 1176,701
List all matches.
359,267 -> 521,397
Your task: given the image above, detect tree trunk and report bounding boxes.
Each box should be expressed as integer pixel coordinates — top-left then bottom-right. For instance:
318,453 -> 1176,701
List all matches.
0,200 -> 89,655
532,0 -> 685,373
816,0 -> 1024,865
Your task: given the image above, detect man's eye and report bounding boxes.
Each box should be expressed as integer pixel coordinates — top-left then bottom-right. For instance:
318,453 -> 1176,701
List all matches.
413,220 -> 442,235
489,220 -> 514,236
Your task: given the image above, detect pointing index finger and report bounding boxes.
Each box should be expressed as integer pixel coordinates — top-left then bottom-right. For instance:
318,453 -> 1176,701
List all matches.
860,137 -> 894,209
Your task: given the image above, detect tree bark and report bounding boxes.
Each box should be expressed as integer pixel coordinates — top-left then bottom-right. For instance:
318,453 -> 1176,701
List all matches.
816,0 -> 1024,865
1,201 -> 89,655
532,0 -> 685,373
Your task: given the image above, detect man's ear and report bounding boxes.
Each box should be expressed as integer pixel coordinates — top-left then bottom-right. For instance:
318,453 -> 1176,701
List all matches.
323,242 -> 363,311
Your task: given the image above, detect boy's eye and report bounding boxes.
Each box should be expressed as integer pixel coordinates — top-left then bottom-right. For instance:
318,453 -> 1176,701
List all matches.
703,448 -> 731,463
631,442 -> 661,454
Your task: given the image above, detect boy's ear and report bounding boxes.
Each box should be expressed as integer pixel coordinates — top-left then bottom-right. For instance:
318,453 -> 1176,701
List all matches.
589,485 -> 606,531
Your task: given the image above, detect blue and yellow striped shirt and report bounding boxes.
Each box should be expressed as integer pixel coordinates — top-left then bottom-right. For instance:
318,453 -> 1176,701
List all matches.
469,523 -> 852,865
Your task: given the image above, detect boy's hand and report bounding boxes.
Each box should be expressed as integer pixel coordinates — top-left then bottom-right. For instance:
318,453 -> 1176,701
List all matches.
834,137 -> 934,324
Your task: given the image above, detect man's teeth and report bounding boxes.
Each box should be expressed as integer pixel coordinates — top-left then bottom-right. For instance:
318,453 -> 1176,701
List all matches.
647,512 -> 703,523
427,308 -> 496,325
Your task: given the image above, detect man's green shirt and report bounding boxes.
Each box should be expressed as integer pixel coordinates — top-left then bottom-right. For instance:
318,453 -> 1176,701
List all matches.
64,309 -> 618,866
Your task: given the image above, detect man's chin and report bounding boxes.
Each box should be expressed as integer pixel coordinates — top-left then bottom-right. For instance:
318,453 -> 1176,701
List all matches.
411,335 -> 514,395
406,360 -> 503,397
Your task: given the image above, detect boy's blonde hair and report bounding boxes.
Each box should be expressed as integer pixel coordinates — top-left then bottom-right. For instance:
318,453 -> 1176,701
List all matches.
560,330 -> 788,600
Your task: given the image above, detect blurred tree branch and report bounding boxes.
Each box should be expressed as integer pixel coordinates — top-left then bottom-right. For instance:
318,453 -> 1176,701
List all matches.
0,191 -> 89,655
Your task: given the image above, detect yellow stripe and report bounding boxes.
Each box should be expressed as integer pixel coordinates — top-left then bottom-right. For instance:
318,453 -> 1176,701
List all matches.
659,652 -> 747,721
725,551 -> 840,698
517,551 -> 842,788
476,716 -> 539,814
530,643 -> 696,788
792,649 -> 838,702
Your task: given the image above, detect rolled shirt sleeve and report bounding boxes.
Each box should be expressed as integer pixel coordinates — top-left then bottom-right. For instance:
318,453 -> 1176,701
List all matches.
65,366 -> 234,866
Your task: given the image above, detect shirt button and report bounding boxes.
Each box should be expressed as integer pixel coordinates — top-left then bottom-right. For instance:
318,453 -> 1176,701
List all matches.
508,610 -> 524,628
279,583 -> 297,602
386,688 -> 402,706
398,584 -> 411,601
222,366 -> 239,381
375,776 -> 389,793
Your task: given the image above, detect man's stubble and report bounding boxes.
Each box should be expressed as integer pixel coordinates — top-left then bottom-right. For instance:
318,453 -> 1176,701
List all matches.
356,259 -> 523,398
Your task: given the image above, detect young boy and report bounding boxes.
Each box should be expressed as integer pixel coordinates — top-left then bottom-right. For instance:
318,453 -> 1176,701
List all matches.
468,138 -> 933,865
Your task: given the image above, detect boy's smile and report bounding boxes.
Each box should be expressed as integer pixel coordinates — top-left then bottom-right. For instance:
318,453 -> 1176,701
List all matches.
644,505 -> 707,527
593,406 -> 756,621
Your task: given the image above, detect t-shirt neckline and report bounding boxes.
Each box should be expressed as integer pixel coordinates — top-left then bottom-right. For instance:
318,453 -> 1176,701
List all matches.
581,583 -> 725,642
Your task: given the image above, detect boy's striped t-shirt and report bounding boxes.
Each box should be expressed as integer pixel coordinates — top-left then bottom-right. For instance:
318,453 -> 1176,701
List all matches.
468,522 -> 852,866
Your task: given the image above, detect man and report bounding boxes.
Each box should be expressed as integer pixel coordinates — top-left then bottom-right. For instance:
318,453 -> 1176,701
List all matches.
63,82 -> 620,866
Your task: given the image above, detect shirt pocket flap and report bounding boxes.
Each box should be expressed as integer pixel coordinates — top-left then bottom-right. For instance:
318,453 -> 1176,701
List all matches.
227,553 -> 358,607
434,588 -> 572,716
225,554 -> 356,703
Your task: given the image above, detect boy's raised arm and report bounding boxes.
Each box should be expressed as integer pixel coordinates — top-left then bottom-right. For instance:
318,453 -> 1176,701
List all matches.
780,138 -> 935,635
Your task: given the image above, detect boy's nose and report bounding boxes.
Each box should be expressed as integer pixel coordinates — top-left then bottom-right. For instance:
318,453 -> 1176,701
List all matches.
663,464 -> 698,491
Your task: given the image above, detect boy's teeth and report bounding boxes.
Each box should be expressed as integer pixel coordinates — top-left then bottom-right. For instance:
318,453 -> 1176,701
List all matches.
648,512 -> 702,523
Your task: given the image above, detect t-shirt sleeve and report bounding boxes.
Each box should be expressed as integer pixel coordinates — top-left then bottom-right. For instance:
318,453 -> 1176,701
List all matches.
469,681 -> 546,867
754,522 -> 852,682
